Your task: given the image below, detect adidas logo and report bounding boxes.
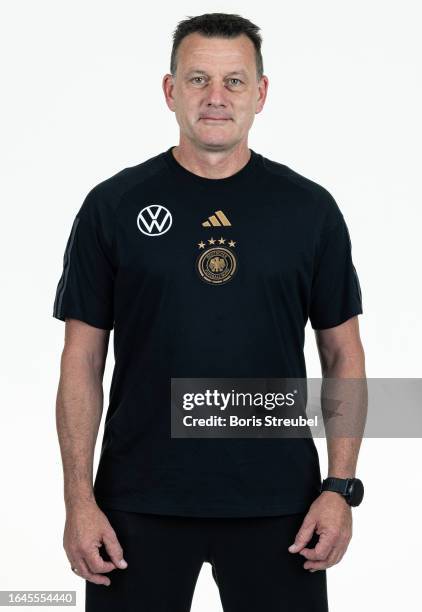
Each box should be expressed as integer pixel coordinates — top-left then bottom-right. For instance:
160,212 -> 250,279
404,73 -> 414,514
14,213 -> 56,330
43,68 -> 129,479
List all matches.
202,210 -> 231,227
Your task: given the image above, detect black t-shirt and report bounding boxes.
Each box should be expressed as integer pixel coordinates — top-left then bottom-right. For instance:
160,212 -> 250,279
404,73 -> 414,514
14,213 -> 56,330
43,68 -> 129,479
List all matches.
52,146 -> 363,517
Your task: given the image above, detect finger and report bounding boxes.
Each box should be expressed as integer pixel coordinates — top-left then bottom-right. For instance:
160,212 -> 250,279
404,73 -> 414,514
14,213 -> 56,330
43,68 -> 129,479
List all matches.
303,532 -> 351,564
288,515 -> 317,553
336,548 -> 347,564
102,531 -> 128,569
84,547 -> 117,575
72,558 -> 111,586
299,532 -> 335,561
304,546 -> 340,571
81,557 -> 112,586
330,545 -> 347,566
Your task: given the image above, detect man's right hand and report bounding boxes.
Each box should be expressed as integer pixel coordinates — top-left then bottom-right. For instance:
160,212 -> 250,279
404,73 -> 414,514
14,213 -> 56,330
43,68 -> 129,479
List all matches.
63,501 -> 128,586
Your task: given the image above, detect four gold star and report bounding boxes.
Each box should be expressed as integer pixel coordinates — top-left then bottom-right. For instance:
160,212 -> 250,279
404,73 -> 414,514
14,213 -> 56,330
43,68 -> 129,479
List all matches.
198,237 -> 236,249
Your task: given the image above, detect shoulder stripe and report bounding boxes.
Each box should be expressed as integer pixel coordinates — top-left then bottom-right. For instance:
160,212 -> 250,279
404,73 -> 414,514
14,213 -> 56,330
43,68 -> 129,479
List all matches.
53,216 -> 80,319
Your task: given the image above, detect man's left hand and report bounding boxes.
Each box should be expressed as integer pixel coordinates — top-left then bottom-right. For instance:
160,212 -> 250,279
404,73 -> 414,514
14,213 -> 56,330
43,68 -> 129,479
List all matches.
288,491 -> 352,572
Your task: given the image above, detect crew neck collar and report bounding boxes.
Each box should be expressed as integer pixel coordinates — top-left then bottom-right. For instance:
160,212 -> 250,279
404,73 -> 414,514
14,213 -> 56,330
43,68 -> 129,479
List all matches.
164,145 -> 260,187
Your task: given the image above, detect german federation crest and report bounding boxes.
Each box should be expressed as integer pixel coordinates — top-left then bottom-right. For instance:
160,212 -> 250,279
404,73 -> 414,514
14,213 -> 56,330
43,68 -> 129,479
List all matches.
197,246 -> 237,284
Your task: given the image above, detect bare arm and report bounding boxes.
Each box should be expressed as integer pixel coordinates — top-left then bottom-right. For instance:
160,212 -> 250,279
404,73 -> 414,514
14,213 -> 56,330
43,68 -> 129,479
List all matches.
56,319 -> 127,586
315,315 -> 366,479
56,319 -> 108,507
289,315 -> 366,572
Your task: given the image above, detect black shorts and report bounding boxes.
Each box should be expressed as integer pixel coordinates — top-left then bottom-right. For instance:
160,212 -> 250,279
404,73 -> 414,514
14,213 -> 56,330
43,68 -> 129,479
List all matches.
85,508 -> 328,612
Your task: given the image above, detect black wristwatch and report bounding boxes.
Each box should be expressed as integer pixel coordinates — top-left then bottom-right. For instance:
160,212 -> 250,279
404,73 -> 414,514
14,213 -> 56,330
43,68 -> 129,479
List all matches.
320,477 -> 364,507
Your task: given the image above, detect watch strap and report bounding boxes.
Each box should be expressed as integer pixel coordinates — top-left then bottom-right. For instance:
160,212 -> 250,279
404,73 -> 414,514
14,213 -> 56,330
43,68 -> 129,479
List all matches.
321,477 -> 351,496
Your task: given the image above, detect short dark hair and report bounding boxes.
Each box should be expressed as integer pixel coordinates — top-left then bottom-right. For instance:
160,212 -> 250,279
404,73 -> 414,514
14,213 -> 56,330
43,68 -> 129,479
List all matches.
170,13 -> 264,81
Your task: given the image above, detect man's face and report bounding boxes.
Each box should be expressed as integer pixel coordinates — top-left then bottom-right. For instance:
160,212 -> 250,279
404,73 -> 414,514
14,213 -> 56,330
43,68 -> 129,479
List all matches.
163,33 -> 268,151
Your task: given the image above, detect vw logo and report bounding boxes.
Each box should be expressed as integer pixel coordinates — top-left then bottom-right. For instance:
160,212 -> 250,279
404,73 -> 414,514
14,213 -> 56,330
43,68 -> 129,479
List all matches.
137,205 -> 173,236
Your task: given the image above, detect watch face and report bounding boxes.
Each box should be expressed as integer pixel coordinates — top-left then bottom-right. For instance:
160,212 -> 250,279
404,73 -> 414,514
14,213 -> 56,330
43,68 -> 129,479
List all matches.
348,479 -> 364,506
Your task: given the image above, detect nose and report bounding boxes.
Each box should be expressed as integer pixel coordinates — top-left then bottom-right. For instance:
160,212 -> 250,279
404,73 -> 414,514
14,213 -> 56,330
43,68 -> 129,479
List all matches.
204,82 -> 228,108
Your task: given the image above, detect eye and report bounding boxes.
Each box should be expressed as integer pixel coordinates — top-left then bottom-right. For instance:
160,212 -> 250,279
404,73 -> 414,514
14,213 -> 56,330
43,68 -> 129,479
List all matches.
228,78 -> 242,86
191,76 -> 205,84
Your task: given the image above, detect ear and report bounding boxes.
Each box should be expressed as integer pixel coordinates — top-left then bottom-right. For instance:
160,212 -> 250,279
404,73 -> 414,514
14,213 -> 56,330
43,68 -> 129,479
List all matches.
163,73 -> 176,112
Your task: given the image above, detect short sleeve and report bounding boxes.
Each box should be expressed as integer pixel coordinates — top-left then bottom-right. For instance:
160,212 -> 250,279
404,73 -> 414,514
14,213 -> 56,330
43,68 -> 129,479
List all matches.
52,186 -> 116,330
309,196 -> 363,330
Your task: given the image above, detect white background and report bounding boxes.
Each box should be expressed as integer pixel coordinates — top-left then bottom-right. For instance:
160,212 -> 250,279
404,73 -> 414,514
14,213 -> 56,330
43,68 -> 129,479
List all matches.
1,1 -> 421,610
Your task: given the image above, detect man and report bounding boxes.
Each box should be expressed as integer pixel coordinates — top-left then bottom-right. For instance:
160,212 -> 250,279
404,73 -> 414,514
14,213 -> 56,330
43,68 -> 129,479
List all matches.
53,12 -> 365,612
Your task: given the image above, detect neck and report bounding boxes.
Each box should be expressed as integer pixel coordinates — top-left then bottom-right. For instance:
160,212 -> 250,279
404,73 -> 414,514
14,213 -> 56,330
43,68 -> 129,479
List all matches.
172,139 -> 251,180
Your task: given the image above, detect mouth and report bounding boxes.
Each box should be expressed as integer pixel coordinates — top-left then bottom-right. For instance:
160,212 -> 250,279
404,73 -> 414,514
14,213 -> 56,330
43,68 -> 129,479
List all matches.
200,117 -> 231,122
